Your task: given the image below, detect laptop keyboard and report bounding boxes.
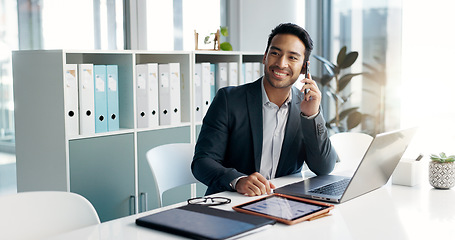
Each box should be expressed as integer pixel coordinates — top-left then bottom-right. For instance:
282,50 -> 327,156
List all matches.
309,178 -> 351,196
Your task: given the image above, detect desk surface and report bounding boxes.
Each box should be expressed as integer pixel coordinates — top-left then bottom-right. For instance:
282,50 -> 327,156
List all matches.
50,166 -> 455,240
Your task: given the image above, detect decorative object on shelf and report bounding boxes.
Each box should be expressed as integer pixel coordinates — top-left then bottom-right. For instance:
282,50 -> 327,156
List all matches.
219,26 -> 233,51
312,46 -> 364,133
194,27 -> 232,51
429,152 -> 455,189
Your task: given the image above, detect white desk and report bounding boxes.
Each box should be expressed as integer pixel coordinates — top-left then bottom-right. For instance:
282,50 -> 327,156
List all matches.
49,168 -> 455,240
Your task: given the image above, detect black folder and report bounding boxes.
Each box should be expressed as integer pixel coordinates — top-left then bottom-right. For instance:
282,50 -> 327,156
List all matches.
136,204 -> 276,240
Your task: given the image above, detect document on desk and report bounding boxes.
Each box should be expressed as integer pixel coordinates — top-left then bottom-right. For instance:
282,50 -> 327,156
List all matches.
136,204 -> 275,240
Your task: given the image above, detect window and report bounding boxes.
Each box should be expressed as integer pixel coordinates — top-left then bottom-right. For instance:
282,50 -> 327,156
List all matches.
315,0 -> 402,135
26,0 -> 124,50
0,0 -> 124,152
0,0 -> 18,150
400,0 -> 455,154
145,0 -> 220,51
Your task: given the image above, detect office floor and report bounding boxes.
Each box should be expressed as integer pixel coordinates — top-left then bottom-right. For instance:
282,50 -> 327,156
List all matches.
0,152 -> 17,196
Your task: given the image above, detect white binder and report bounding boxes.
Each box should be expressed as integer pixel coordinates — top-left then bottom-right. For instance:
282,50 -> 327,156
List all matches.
136,64 -> 149,128
210,64 -> 216,100
228,62 -> 238,86
168,63 -> 181,125
78,64 -> 95,135
243,62 -> 253,84
201,62 -> 211,118
158,64 -> 170,125
252,62 -> 261,81
63,64 -> 79,137
240,63 -> 245,85
106,65 -> 119,132
94,65 -> 108,133
194,63 -> 202,122
216,62 -> 228,91
146,63 -> 159,127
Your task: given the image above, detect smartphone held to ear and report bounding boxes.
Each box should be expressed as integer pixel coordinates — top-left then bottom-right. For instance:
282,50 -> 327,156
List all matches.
303,61 -> 310,95
293,61 -> 310,94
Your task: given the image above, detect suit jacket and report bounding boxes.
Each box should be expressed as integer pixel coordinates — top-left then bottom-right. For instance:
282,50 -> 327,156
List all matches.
192,78 -> 337,195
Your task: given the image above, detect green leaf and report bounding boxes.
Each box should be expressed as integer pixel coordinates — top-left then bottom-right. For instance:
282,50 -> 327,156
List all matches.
339,51 -> 359,69
430,152 -> 455,162
338,73 -> 363,91
313,55 -> 336,72
220,42 -> 233,51
325,90 -> 344,103
340,92 -> 353,104
313,75 -> 333,87
339,107 -> 359,121
220,26 -> 229,37
204,36 -> 211,44
336,46 -> 347,66
320,74 -> 334,86
347,111 -> 362,130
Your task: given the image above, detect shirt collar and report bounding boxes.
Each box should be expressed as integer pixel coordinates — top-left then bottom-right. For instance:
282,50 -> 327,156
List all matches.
261,78 -> 292,107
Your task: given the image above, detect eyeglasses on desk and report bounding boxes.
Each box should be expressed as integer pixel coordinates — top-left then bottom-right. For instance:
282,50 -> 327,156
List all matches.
187,197 -> 231,206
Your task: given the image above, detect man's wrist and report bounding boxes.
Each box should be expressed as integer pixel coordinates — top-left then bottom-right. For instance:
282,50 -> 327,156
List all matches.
300,110 -> 319,119
229,176 -> 246,190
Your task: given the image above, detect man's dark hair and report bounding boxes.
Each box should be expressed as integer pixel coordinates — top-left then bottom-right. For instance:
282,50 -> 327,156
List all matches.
266,23 -> 314,63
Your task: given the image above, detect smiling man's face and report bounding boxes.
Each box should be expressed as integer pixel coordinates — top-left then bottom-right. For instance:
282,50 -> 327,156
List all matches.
262,33 -> 306,90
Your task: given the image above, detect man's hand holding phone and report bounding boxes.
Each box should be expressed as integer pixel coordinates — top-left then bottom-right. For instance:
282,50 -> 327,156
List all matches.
300,61 -> 321,117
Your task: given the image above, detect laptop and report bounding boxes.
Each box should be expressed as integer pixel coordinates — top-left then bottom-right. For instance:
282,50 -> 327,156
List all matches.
275,127 -> 417,203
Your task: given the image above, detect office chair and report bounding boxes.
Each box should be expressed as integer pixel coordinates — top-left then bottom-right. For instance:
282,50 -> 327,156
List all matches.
330,132 -> 373,172
146,143 -> 199,207
0,191 -> 100,240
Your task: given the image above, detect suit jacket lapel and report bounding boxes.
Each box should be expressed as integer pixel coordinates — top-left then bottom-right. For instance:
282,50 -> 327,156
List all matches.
247,79 -> 263,172
276,87 -> 302,175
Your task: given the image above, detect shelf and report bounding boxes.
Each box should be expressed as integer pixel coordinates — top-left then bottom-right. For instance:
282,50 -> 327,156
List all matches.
12,49 -> 263,222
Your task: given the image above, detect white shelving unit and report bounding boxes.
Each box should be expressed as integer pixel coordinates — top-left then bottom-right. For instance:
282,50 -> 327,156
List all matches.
12,49 -> 263,222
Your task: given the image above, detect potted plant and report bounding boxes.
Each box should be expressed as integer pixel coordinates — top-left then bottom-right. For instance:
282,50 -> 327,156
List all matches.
429,152 -> 455,189
312,46 -> 364,133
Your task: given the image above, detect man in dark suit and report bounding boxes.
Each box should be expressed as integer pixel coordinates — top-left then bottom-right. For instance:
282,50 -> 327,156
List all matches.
192,23 -> 338,196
